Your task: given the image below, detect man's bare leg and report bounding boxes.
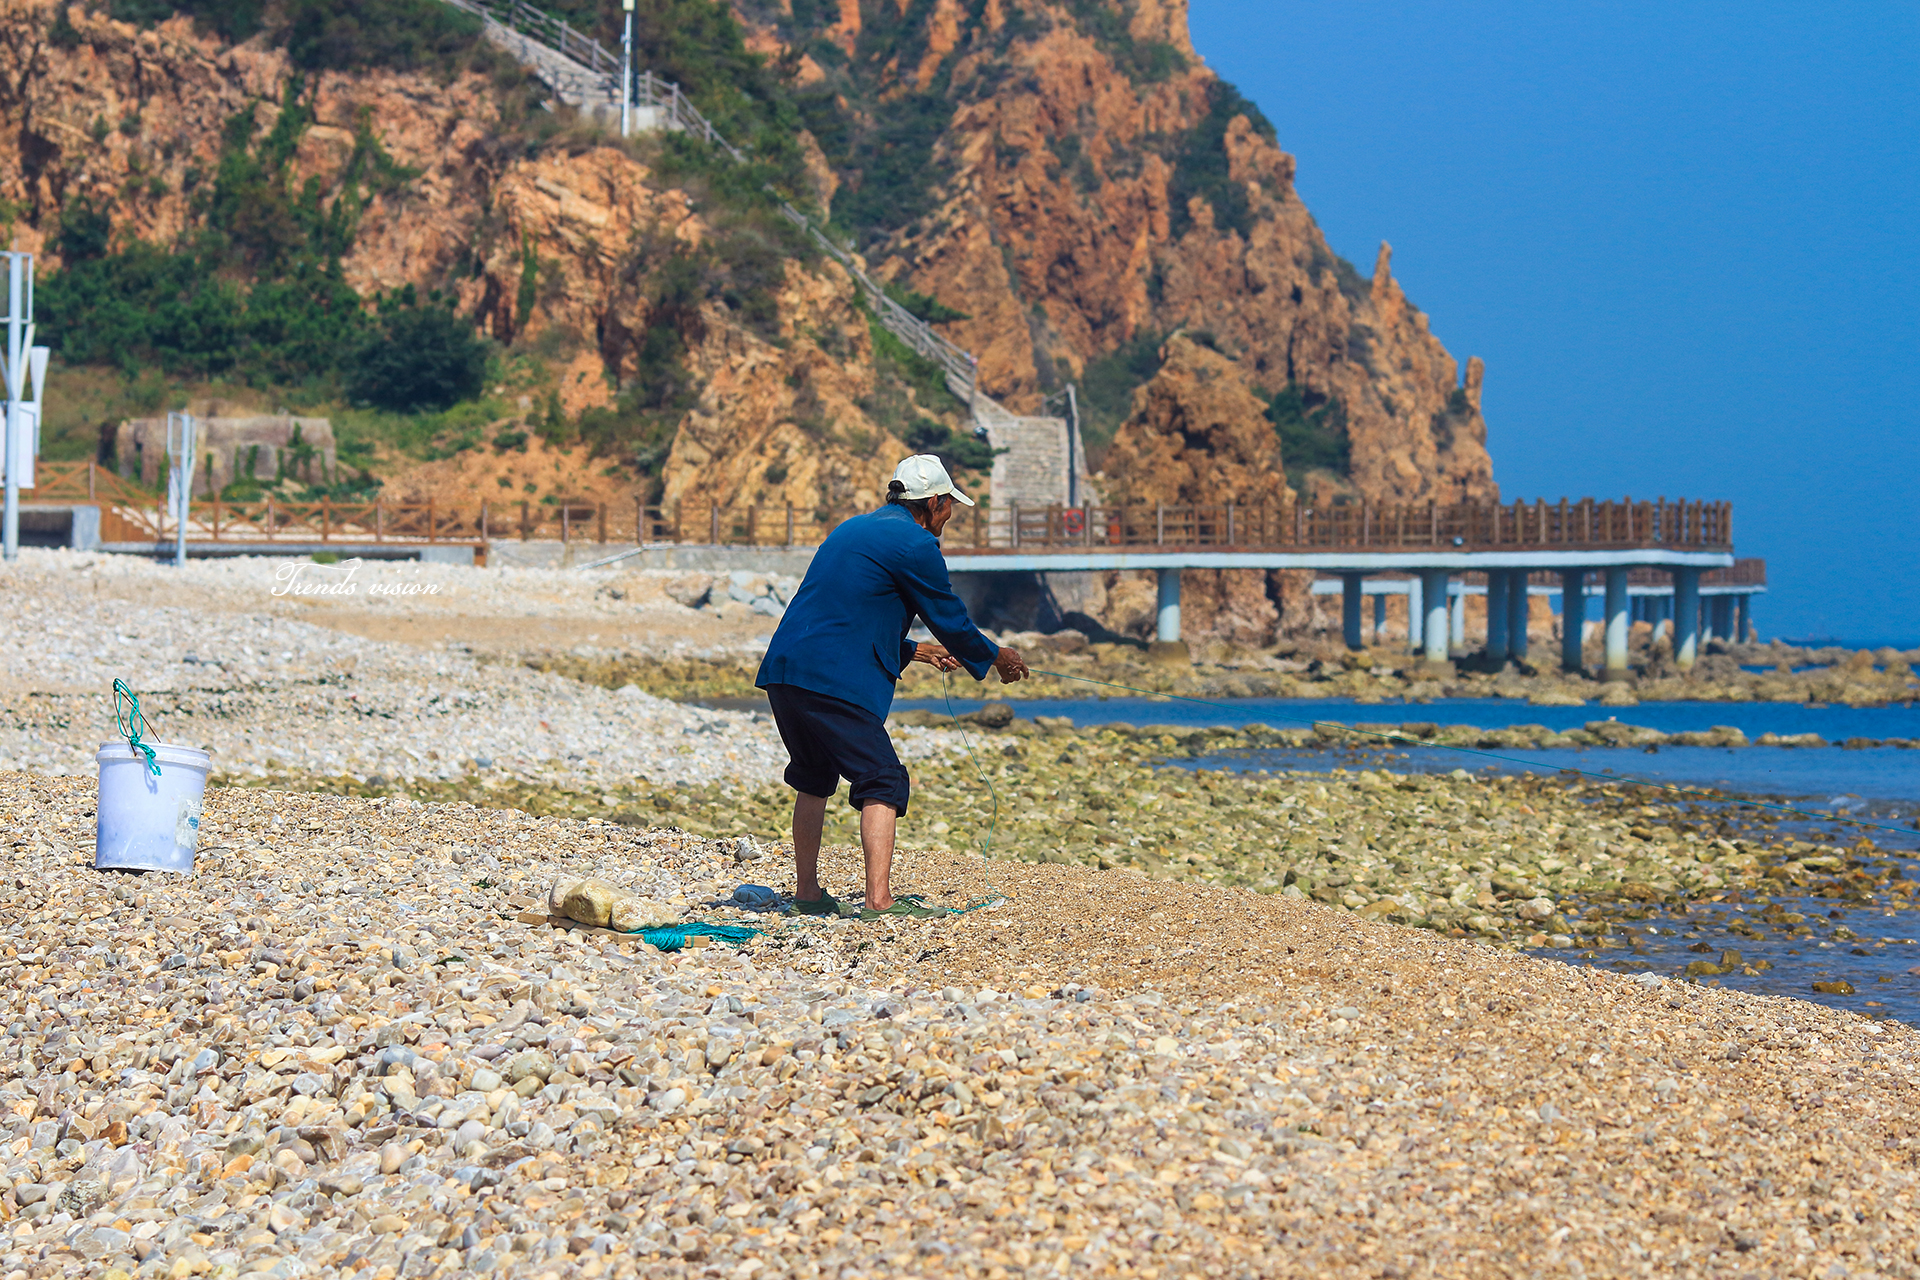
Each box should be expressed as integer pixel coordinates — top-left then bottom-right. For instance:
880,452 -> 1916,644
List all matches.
792,792 -> 829,902
860,802 -> 898,910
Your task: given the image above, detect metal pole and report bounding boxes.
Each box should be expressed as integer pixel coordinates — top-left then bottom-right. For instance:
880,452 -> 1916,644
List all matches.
168,411 -> 194,568
2,253 -> 22,562
1064,382 -> 1079,509
619,0 -> 634,137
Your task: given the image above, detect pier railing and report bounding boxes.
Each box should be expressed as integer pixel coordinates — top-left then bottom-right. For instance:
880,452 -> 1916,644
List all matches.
28,479 -> 1734,554
944,497 -> 1733,552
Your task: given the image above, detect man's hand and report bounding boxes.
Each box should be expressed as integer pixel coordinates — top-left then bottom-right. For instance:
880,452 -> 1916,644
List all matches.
993,646 -> 1029,683
912,641 -> 962,672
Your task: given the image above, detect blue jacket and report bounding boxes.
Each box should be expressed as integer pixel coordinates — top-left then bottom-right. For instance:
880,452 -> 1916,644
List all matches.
756,505 -> 1000,720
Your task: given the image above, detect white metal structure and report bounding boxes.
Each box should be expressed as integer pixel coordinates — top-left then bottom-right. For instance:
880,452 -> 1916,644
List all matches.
166,411 -> 196,568
1,251 -> 36,561
619,0 -> 634,137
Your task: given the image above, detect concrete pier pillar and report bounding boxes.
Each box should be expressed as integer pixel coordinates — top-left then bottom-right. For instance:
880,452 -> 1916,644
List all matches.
1155,567 -> 1181,642
1341,573 -> 1365,650
1673,567 -> 1701,671
1507,570 -> 1530,661
1603,566 -> 1631,682
1735,593 -> 1751,644
1485,571 -> 1510,664
1421,569 -> 1452,671
1149,567 -> 1188,664
1407,576 -> 1424,652
1560,570 -> 1587,674
1450,584 -> 1466,648
1372,592 -> 1387,644
1709,595 -> 1733,643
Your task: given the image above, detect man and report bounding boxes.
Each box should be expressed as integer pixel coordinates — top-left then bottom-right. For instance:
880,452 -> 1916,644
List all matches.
755,455 -> 1028,919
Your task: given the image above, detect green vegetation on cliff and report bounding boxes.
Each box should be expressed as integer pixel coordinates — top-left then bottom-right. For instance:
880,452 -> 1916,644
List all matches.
40,82 -> 487,413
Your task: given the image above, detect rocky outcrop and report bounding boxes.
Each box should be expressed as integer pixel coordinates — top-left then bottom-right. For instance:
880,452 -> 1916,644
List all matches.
0,0 -> 943,512
657,261 -> 915,513
1098,334 -> 1289,508
739,0 -> 1499,507
113,415 -> 335,492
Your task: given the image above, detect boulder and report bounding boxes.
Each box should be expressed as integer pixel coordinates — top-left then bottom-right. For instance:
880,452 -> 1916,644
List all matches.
548,877 -> 680,932
960,702 -> 1016,730
664,574 -> 713,609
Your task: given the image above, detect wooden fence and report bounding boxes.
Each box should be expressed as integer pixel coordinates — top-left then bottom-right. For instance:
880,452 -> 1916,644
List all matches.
17,468 -> 1735,553
947,497 -> 1732,552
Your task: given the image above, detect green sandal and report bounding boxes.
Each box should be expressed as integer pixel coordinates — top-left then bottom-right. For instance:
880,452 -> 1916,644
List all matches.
792,891 -> 846,917
859,894 -> 950,921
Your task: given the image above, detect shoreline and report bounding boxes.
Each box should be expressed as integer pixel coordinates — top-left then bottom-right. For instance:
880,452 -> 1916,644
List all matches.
528,636 -> 1920,710
214,722 -> 1915,966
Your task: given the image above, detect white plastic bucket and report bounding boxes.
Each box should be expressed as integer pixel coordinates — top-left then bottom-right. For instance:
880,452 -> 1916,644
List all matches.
95,741 -> 212,873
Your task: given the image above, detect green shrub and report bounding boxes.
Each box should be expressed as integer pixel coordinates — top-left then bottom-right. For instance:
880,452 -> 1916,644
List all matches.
104,0 -> 487,74
1076,330 -> 1165,461
1264,383 -> 1349,490
39,82 -> 479,410
1165,79 -> 1275,241
904,418 -> 997,474
829,89 -> 953,245
885,282 -> 969,324
348,288 -> 489,412
278,0 -> 486,73
48,4 -> 81,48
1065,0 -> 1186,85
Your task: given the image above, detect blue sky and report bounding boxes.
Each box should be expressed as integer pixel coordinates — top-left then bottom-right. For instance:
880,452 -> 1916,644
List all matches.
1187,1 -> 1919,643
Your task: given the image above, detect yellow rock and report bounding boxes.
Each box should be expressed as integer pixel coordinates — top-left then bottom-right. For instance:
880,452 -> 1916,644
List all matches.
548,876 -> 679,931
608,894 -> 680,932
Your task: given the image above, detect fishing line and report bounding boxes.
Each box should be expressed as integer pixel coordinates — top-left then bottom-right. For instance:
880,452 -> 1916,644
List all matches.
1015,668 -> 1919,842
942,668 -> 1006,912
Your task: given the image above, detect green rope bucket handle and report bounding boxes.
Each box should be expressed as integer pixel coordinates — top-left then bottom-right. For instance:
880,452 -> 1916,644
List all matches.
113,679 -> 161,777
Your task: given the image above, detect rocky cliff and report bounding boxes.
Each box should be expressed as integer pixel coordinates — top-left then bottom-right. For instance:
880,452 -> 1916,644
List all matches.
734,0 -> 1498,506
0,0 -> 953,512
5,0 -> 1500,594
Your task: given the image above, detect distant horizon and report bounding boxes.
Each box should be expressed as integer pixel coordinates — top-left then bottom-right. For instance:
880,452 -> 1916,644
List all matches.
1190,1 -> 1919,641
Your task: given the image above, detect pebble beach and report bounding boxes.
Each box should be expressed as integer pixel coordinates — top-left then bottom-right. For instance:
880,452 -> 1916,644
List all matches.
4,548 -> 1919,1279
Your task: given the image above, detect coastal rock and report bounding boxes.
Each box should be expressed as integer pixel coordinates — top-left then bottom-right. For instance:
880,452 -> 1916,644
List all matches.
664,575 -> 714,609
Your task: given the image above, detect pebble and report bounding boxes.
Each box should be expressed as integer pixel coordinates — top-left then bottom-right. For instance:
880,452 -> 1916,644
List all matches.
0,551 -> 954,792
0,771 -> 1913,1280
2,549 -> 1918,1278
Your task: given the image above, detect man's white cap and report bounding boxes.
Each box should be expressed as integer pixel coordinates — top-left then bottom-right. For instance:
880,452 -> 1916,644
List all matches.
891,454 -> 976,506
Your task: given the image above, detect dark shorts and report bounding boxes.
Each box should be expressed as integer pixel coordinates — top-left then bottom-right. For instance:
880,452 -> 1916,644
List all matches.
764,683 -> 910,815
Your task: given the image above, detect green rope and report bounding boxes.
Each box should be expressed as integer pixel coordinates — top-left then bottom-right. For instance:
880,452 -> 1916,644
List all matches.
113,679 -> 161,777
942,668 -> 1006,914
1026,668 -> 1920,840
632,921 -> 761,952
